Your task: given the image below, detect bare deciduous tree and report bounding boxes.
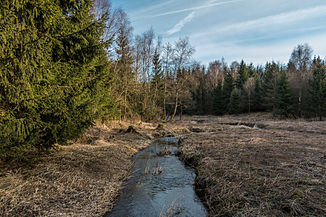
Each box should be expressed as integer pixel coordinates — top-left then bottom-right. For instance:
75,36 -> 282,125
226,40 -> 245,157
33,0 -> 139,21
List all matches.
288,43 -> 313,117
171,37 -> 195,120
162,42 -> 174,120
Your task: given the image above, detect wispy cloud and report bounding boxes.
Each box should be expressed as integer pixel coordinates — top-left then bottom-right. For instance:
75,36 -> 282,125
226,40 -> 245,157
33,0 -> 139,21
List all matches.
166,11 -> 196,35
188,4 -> 326,64
193,32 -> 326,66
192,5 -> 326,42
223,5 -> 326,32
135,0 -> 242,19
165,0 -> 243,35
129,0 -> 175,18
114,0 -> 326,65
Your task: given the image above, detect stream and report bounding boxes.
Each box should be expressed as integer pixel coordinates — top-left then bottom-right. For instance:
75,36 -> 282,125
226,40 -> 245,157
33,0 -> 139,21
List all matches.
107,137 -> 206,217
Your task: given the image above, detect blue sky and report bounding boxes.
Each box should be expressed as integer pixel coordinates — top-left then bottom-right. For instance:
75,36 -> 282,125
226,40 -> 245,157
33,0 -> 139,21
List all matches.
110,0 -> 326,65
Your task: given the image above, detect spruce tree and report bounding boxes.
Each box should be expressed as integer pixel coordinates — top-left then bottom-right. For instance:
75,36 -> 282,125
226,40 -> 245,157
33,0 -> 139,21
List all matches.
0,0 -> 115,161
228,89 -> 241,114
236,60 -> 248,89
213,81 -> 224,115
309,59 -> 326,120
191,66 -> 206,115
262,62 -> 278,111
151,47 -> 164,117
223,69 -> 234,109
274,72 -> 294,117
252,78 -> 263,111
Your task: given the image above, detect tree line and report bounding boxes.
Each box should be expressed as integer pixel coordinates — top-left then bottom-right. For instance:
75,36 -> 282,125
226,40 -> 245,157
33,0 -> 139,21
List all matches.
196,45 -> 326,120
110,10 -> 326,121
1,0 -> 325,161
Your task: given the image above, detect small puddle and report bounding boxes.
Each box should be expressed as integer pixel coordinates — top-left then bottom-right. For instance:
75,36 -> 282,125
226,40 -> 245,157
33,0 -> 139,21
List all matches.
107,137 -> 206,217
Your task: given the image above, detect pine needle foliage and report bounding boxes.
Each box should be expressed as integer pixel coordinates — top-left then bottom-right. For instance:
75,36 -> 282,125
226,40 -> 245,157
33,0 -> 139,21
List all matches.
228,88 -> 241,114
213,81 -> 224,115
0,0 -> 116,161
223,70 -> 234,108
261,62 -> 278,111
309,59 -> 326,120
235,60 -> 248,89
274,72 -> 294,117
151,48 -> 165,115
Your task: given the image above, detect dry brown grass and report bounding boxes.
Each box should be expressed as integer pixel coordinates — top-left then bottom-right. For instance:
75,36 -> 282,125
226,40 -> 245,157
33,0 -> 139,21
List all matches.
3,113 -> 324,217
0,121 -> 163,217
173,113 -> 326,216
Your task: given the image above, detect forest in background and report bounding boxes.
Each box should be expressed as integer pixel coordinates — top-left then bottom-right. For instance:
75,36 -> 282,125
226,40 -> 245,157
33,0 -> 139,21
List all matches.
1,0 -> 326,161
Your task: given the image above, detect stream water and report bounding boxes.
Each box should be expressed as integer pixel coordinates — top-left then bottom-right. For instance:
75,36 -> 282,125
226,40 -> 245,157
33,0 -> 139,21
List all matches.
107,137 -> 206,217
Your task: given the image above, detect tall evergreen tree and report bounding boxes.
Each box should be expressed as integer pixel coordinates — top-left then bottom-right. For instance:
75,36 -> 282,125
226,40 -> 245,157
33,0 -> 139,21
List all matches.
309,59 -> 326,120
223,69 -> 234,109
252,78 -> 263,111
0,0 -> 115,161
195,75 -> 205,114
213,81 -> 224,115
236,60 -> 248,89
262,62 -> 278,111
228,89 -> 241,114
151,47 -> 164,118
274,72 -> 294,117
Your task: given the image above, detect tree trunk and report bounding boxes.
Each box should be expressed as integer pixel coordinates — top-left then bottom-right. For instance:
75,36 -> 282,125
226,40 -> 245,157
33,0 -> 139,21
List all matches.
171,93 -> 178,121
123,75 -> 128,120
163,78 -> 167,121
119,104 -> 122,121
179,101 -> 182,121
248,93 -> 251,113
124,90 -> 127,120
298,89 -> 302,118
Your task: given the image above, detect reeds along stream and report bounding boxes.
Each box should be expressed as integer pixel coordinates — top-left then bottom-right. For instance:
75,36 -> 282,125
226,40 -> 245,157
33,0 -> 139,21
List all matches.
107,137 -> 206,217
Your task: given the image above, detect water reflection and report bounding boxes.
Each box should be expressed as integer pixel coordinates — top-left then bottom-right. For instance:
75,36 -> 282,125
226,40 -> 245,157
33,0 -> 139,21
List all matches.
107,138 -> 206,217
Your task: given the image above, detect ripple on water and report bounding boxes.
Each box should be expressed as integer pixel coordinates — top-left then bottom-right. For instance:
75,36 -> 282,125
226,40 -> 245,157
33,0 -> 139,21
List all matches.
107,138 -> 206,217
